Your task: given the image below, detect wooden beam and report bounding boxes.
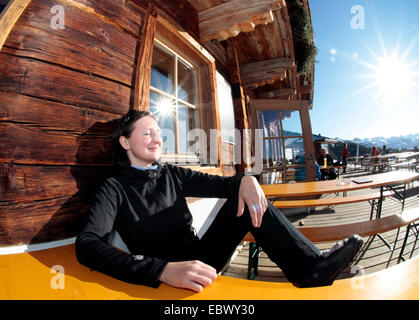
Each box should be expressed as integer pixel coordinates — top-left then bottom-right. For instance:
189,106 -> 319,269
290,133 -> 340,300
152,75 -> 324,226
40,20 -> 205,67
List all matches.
250,99 -> 310,110
202,41 -> 229,71
240,57 -> 294,74
241,68 -> 287,89
199,0 -> 283,42
131,4 -> 157,111
240,57 -> 293,88
0,0 -> 32,52
274,8 -> 293,60
279,6 -> 297,93
257,88 -> 296,98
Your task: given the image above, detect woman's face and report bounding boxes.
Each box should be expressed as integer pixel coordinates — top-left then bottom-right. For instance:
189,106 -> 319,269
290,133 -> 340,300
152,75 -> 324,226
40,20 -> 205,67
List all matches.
119,116 -> 162,167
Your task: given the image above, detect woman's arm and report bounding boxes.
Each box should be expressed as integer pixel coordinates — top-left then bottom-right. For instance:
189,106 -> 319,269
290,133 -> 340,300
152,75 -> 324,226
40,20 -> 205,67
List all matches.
169,165 -> 244,199
170,165 -> 267,228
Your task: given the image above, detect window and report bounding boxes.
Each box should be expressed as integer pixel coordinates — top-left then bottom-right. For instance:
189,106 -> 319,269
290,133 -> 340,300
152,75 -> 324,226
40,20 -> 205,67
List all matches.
216,72 -> 236,144
258,109 -> 304,183
149,41 -> 199,158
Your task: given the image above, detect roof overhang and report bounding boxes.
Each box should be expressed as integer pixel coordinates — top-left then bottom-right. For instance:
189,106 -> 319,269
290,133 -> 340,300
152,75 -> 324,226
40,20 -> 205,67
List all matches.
186,0 -> 315,108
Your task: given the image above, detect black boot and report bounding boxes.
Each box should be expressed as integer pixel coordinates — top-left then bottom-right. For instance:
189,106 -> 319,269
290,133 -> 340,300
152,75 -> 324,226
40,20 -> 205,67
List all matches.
295,235 -> 364,288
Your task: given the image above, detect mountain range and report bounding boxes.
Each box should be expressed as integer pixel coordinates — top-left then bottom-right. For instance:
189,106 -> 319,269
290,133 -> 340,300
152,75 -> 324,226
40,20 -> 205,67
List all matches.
346,133 -> 419,150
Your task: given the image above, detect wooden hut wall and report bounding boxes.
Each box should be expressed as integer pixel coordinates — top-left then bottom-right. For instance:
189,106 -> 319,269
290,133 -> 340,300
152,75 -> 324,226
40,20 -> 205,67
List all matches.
0,0 -> 216,246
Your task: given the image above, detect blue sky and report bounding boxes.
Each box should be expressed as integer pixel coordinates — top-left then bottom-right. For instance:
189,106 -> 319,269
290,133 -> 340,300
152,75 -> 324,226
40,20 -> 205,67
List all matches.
309,0 -> 419,140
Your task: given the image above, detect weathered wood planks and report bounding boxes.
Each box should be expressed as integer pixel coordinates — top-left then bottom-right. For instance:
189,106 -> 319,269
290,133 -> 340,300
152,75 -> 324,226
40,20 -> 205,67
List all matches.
0,194 -> 89,244
0,122 -> 113,165
0,53 -> 131,114
0,0 -> 145,245
0,163 -> 111,203
3,0 -> 139,86
0,91 -> 118,132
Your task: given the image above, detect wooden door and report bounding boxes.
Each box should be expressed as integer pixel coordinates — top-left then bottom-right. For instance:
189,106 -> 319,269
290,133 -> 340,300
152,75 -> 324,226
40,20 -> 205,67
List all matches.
249,99 -> 316,183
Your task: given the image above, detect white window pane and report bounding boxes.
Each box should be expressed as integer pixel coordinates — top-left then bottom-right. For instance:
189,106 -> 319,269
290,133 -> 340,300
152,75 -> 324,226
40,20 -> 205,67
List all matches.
258,110 -> 280,138
216,72 -> 236,144
178,60 -> 196,105
178,103 -> 197,154
149,91 -> 176,153
151,45 -> 175,95
263,139 -> 283,166
281,110 -> 302,136
284,138 -> 304,162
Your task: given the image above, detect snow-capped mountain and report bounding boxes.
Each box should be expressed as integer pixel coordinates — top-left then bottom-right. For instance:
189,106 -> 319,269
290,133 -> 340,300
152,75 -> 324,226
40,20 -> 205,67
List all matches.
350,133 -> 419,150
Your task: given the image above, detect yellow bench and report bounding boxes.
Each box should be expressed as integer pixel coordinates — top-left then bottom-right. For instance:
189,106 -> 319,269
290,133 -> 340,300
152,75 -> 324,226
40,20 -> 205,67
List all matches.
0,243 -> 418,300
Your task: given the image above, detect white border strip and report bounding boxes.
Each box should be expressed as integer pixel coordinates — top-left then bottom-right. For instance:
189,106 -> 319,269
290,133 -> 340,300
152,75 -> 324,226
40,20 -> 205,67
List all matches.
0,237 -> 76,255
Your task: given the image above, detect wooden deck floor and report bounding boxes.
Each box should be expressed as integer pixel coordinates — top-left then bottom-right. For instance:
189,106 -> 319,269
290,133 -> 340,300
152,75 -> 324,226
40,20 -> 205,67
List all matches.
223,173 -> 419,283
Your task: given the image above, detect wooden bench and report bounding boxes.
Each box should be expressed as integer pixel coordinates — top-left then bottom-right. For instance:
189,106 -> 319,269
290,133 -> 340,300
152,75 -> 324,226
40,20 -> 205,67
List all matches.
391,161 -> 419,172
0,243 -> 418,300
274,168 -> 296,182
244,207 -> 419,279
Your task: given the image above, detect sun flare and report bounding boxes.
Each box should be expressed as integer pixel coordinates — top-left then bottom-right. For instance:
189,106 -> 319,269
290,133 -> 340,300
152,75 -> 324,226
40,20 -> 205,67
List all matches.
151,95 -> 176,119
373,56 -> 414,98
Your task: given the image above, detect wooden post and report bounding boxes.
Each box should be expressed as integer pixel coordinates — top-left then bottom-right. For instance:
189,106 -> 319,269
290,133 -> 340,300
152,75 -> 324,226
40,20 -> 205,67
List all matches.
300,107 -> 316,181
131,4 -> 157,111
227,44 -> 250,173
0,0 -> 32,52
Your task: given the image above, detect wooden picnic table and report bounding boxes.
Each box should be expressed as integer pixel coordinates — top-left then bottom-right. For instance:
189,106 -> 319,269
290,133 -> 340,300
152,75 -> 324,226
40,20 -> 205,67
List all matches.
257,171 -> 419,278
261,171 -> 419,198
397,151 -> 419,160
261,171 -> 419,222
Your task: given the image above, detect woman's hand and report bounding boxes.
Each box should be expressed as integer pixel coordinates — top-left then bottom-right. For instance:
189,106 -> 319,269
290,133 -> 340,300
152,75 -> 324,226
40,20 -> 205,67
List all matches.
237,175 -> 268,228
158,260 -> 218,292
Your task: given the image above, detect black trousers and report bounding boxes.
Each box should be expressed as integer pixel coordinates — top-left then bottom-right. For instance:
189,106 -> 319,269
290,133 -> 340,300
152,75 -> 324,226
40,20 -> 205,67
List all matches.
193,197 -> 322,284
320,168 -> 337,180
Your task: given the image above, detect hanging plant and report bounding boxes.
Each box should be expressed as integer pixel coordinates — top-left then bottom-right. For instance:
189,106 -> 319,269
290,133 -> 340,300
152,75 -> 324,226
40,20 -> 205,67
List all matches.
286,0 -> 317,76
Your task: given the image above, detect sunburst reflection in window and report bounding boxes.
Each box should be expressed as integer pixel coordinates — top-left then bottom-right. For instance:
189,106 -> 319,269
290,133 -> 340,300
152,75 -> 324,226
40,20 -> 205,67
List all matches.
151,95 -> 176,120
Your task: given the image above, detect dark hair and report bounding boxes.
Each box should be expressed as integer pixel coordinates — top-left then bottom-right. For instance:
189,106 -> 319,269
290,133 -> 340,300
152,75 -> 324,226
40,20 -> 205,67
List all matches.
112,110 -> 155,168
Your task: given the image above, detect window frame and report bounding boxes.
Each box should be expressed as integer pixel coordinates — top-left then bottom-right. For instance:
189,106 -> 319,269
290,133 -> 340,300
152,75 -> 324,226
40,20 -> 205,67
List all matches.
150,39 -> 198,157
149,17 -> 221,166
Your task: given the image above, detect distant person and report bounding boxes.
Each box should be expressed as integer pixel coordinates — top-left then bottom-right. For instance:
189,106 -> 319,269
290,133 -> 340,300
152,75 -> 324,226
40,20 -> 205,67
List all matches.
342,143 -> 348,173
294,154 -> 322,182
370,146 -> 380,173
317,148 -> 337,180
371,146 -> 380,157
381,145 -> 389,171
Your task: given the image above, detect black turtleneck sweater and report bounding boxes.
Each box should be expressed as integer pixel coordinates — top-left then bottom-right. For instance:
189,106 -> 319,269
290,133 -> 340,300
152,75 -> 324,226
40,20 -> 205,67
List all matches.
75,163 -> 243,287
